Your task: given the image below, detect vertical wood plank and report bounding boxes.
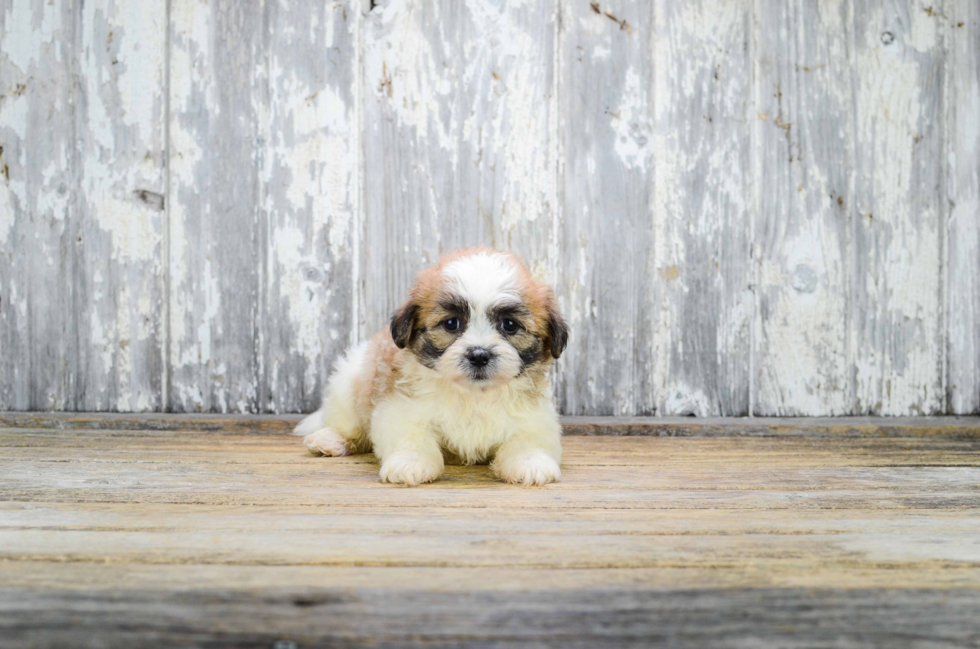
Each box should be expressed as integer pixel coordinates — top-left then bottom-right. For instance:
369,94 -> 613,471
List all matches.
360,0 -> 557,339
558,0 -> 654,416
754,0 -> 852,415
851,0 -> 944,415
0,0 -> 76,410
168,0 -> 264,413
260,1 -> 356,413
450,0 -> 559,283
651,0 -> 753,416
947,0 -> 980,414
74,0 -> 167,411
360,0 -> 444,336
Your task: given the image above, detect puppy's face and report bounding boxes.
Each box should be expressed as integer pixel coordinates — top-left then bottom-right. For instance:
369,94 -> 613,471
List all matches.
391,250 -> 567,388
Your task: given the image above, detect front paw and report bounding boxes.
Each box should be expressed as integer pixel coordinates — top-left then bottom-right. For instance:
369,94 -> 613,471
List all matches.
492,449 -> 561,486
379,451 -> 443,486
304,428 -> 349,457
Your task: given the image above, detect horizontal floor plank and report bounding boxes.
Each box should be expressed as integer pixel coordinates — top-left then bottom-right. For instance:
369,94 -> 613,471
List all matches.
2,586 -> 979,649
5,488 -> 979,511
5,502 -> 979,533
3,431 -> 979,465
3,413 -> 979,437
3,461 -> 979,493
4,560 -> 980,592
2,526 -> 978,569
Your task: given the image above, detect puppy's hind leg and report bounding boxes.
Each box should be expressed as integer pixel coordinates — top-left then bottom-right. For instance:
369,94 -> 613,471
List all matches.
296,343 -> 370,457
303,426 -> 352,457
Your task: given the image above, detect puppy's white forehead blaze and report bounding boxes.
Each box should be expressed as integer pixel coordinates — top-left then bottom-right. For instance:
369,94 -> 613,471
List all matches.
442,252 -> 522,314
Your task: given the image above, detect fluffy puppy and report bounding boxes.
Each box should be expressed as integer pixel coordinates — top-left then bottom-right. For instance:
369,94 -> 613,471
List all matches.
295,247 -> 568,486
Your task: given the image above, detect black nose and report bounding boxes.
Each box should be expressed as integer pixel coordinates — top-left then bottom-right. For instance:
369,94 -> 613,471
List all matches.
466,347 -> 492,368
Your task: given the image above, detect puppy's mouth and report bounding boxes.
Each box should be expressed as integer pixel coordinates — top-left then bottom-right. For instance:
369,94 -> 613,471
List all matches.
463,366 -> 494,383
469,370 -> 493,383
458,362 -> 502,386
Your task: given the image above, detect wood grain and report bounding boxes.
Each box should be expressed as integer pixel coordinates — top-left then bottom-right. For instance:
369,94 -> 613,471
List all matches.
558,0 -> 654,417
851,0 -> 945,415
75,0 -> 167,411
0,0 -> 76,410
2,411 -> 979,437
947,0 -> 980,415
1,426 -> 980,647
651,0 -> 753,416
3,560 -> 979,594
3,586 -> 978,649
168,0 -> 264,413
754,0 -> 852,416
259,0 -> 357,413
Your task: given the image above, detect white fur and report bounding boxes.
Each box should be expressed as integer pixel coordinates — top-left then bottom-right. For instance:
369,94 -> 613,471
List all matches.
372,361 -> 562,479
303,427 -> 349,456
297,251 -> 563,487
442,251 -> 522,310
295,340 -> 369,437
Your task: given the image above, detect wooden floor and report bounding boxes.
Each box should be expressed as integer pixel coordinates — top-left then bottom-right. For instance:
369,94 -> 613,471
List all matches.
2,417 -> 980,648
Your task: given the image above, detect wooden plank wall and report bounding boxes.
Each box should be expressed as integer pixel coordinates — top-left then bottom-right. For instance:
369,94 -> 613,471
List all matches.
0,0 -> 977,416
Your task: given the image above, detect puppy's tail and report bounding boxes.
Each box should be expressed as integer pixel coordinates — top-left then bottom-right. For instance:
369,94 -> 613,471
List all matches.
293,408 -> 325,437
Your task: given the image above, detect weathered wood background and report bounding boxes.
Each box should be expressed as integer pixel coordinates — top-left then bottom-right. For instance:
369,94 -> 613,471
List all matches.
0,0 -> 977,416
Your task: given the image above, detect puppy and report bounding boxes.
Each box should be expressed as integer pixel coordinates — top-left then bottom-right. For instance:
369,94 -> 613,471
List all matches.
295,247 -> 568,486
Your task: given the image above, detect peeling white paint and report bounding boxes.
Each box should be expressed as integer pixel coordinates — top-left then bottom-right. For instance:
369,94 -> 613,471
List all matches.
650,0 -> 753,416
464,0 -> 554,228
662,384 -> 712,418
168,0 -> 221,412
1,0 -> 63,74
88,195 -> 160,262
947,0 -> 980,415
903,3 -> 937,53
38,161 -> 69,222
71,0 -> 167,410
751,0 -> 856,417
195,259 -> 220,368
368,0 -> 454,148
258,1 -> 357,412
0,178 -> 16,246
0,0 -> 75,411
851,3 -> 943,415
272,224 -> 327,364
1,0 -> 976,416
0,93 -> 29,140
611,68 -> 652,171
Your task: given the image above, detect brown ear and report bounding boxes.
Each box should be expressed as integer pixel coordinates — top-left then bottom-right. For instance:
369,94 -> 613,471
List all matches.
390,301 -> 419,349
547,301 -> 568,359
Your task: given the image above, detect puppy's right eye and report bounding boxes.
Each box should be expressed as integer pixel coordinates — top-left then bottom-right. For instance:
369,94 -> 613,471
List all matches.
443,317 -> 461,332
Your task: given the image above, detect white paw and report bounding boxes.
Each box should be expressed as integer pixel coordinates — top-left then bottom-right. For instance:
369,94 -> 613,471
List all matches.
304,428 -> 349,457
493,450 -> 561,486
379,452 -> 443,486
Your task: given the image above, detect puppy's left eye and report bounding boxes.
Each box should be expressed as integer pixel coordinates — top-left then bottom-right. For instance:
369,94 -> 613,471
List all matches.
500,318 -> 520,334
443,317 -> 461,332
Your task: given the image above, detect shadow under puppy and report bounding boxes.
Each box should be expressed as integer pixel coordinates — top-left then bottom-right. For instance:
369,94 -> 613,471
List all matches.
296,247 -> 568,486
